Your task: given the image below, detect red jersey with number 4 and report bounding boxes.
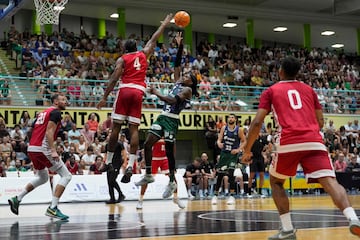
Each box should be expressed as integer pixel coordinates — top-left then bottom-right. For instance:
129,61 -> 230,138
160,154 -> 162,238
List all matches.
258,80 -> 323,146
121,51 -> 147,88
152,139 -> 167,161
28,106 -> 61,152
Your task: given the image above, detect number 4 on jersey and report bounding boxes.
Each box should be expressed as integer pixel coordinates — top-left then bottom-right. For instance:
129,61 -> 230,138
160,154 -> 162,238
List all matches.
133,57 -> 141,70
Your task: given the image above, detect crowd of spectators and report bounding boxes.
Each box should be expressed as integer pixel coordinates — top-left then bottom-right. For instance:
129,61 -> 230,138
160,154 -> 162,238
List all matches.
2,25 -> 359,112
1,25 -> 360,196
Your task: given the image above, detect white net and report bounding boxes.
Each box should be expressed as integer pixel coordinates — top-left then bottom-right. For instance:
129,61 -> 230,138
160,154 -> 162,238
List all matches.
34,0 -> 68,25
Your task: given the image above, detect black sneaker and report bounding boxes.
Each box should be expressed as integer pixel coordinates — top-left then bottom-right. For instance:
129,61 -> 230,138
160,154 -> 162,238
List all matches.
105,199 -> 117,204
121,166 -> 133,183
117,193 -> 126,202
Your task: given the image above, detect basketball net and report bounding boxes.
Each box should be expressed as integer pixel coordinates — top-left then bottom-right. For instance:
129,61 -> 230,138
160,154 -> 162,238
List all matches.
34,0 -> 68,25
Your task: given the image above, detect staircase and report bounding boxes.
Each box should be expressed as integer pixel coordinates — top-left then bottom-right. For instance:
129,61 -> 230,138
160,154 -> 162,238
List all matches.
0,48 -> 30,106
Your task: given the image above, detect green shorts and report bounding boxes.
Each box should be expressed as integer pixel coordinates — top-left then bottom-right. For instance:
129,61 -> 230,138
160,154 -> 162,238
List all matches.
148,115 -> 179,143
216,152 -> 238,172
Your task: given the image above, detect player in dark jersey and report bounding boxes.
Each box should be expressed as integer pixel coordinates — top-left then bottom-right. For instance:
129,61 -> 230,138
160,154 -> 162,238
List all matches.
211,113 -> 246,205
96,14 -> 173,184
8,94 -> 72,220
135,32 -> 198,208
104,141 -> 126,204
242,56 -> 360,239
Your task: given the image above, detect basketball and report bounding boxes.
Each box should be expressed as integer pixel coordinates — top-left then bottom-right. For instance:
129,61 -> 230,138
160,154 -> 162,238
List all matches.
174,11 -> 190,28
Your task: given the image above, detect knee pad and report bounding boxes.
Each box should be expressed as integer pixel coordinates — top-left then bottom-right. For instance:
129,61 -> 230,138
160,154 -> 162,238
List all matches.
56,165 -> 72,187
30,169 -> 49,188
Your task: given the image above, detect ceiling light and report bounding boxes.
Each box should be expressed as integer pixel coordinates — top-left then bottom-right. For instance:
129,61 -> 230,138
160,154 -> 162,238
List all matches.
54,6 -> 65,11
273,27 -> 287,32
110,13 -> 119,18
331,44 -> 344,48
321,31 -> 335,36
223,22 -> 237,28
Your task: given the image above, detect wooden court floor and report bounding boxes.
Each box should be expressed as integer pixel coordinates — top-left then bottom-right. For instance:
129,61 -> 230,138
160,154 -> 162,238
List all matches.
0,194 -> 360,240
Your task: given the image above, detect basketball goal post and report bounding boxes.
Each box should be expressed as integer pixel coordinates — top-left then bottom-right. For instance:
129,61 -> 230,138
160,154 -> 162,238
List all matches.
33,0 -> 68,25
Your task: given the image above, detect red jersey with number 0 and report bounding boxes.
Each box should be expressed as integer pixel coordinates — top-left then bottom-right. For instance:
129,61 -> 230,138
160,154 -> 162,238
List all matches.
28,107 -> 61,151
121,51 -> 147,88
258,80 -> 323,146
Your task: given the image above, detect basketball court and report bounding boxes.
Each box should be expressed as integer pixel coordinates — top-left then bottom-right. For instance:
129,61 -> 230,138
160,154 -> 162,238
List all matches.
1,194 -> 359,239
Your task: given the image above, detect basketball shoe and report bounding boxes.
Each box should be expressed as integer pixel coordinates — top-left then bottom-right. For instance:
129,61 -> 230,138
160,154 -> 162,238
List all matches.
268,228 -> 296,240
121,166 -> 133,183
163,182 -> 177,199
8,196 -> 20,215
46,206 -> 69,220
135,174 -> 154,186
350,219 -> 360,237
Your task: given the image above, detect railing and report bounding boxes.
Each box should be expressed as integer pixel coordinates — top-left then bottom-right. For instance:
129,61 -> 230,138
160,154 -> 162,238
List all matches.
1,75 -> 360,114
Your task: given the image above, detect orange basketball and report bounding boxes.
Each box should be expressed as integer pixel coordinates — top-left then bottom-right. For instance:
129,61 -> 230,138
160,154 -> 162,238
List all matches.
174,11 -> 190,28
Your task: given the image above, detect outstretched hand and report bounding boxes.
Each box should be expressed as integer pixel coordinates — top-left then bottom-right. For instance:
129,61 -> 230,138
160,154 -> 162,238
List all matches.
161,13 -> 174,26
175,32 -> 183,46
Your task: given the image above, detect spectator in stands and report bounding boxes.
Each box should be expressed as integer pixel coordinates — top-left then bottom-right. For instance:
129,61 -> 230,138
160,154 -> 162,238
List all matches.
346,154 -> 360,172
89,155 -> 105,175
65,154 -> 83,175
32,47 -> 47,67
7,159 -> 27,172
68,146 -> 80,162
86,113 -> 99,132
91,137 -> 104,156
92,81 -> 104,103
75,135 -> 88,158
80,146 -> 96,169
67,123 -> 81,145
334,152 -> 348,172
0,80 -> 11,105
101,113 -> 112,134
0,159 -> 6,177
205,115 -> 217,149
80,80 -> 94,107
192,55 -> 206,71
80,123 -> 95,144
0,136 -> 13,160
10,124 -> 26,153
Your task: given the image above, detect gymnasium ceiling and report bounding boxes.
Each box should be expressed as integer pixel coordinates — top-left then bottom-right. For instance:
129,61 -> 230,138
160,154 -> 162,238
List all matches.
14,0 -> 360,52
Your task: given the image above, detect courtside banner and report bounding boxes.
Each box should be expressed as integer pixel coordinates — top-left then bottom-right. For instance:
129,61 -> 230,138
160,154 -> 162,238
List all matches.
0,177 -> 52,204
0,106 -> 356,130
53,173 -> 187,202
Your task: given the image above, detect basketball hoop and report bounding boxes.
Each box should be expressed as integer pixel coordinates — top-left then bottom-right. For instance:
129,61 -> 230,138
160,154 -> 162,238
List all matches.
34,0 -> 68,25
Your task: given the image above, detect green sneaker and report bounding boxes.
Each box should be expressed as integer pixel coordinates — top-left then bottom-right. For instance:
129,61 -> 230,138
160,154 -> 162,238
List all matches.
45,206 -> 69,220
8,196 -> 20,215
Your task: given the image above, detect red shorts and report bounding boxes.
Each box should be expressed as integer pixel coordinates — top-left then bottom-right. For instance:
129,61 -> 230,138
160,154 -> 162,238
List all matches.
112,87 -> 144,124
269,150 -> 335,183
152,160 -> 169,174
28,151 -> 64,171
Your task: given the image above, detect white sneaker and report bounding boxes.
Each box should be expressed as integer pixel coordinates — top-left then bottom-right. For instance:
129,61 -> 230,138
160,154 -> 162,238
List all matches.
226,196 -> 235,205
136,201 -> 143,210
211,195 -> 218,205
173,198 -> 185,209
188,194 -> 195,200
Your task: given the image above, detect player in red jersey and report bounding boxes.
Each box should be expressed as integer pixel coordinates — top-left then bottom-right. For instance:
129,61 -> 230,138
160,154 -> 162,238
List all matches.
242,56 -> 360,240
136,138 -> 175,209
96,13 -> 173,184
8,94 -> 72,220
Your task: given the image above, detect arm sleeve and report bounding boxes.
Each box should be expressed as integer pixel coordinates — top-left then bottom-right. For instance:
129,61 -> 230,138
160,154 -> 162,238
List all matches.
174,44 -> 184,68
